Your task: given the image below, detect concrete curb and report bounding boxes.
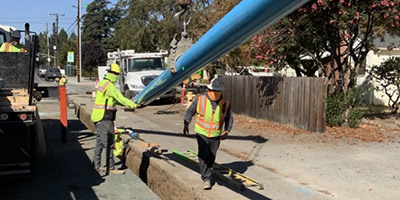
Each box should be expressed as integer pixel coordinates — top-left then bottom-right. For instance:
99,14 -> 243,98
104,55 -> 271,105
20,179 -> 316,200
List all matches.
124,143 -> 208,200
71,98 -> 209,200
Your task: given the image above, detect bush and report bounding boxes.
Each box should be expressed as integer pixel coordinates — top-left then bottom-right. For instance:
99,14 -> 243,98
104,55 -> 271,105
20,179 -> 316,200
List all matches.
82,68 -> 98,80
348,107 -> 364,128
326,89 -> 364,128
326,91 -> 346,126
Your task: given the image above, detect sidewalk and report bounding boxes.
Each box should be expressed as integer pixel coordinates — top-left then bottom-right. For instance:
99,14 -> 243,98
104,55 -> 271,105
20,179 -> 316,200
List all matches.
0,97 -> 161,200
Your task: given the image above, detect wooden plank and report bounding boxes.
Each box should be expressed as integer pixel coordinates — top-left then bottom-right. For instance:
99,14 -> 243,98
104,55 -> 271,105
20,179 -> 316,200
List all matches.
304,78 -> 310,130
290,78 -> 296,124
300,78 -> 305,129
309,79 -> 317,131
278,79 -> 284,122
243,76 -> 248,116
320,79 -> 327,132
253,77 -> 257,119
0,96 -> 29,104
0,105 -> 36,112
256,77 -> 261,119
316,78 -> 327,132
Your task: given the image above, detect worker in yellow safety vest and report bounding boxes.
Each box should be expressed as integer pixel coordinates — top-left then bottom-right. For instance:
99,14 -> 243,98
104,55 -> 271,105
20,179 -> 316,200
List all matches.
58,75 -> 67,86
183,76 -> 233,190
91,63 -> 137,175
0,30 -> 27,52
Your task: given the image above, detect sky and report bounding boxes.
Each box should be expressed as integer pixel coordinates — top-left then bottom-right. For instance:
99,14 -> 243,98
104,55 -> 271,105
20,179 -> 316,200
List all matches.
0,0 -> 118,35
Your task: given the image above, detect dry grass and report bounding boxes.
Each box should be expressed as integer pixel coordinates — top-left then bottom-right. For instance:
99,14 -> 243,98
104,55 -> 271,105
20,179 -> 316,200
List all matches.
234,114 -> 398,142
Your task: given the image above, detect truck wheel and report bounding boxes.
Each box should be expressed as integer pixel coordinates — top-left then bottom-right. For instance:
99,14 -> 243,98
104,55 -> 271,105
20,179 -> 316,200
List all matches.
124,89 -> 131,99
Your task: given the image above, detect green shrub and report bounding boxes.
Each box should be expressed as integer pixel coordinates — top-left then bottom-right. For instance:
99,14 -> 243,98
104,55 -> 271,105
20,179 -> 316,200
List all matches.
348,107 -> 364,128
326,89 -> 364,128
82,68 -> 98,79
326,91 -> 346,126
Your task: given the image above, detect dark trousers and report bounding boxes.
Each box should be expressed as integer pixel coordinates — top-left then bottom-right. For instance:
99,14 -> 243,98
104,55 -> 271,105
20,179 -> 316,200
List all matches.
196,133 -> 220,181
93,120 -> 115,169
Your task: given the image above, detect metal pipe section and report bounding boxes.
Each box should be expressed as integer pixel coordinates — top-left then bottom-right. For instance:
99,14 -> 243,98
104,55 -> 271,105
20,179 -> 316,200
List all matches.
134,0 -> 309,106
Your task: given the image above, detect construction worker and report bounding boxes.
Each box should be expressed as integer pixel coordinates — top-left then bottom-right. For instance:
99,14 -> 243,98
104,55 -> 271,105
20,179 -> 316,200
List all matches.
58,75 -> 67,86
91,63 -> 137,175
183,77 -> 233,190
0,30 -> 27,52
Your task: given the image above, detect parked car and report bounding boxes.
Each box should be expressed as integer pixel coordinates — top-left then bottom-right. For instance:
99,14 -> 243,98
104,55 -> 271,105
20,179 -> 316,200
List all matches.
45,68 -> 62,81
38,66 -> 48,78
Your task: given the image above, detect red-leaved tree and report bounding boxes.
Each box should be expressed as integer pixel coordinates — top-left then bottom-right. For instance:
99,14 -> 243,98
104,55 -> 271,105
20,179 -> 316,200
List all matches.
252,0 -> 400,92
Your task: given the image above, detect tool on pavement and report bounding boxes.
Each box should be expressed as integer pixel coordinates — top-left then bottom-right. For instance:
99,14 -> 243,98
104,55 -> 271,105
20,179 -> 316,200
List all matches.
173,149 -> 264,191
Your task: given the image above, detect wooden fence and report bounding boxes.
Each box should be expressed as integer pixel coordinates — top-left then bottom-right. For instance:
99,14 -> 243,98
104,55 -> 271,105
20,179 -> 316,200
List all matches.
221,76 -> 327,132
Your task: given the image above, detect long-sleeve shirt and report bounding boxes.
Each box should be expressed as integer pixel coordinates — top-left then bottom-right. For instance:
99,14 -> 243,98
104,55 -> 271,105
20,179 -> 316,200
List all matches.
184,94 -> 233,132
104,80 -> 136,108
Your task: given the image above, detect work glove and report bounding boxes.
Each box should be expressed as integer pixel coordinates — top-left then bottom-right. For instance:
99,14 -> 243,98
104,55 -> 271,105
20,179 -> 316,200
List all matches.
220,130 -> 229,140
129,102 -> 137,109
183,121 -> 189,135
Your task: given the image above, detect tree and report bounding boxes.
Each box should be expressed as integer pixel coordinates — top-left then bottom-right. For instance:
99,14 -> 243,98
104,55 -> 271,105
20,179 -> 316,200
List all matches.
252,0 -> 400,92
38,32 -> 48,66
369,57 -> 400,114
115,0 -> 176,51
190,0 -> 247,68
82,0 -> 120,52
57,28 -> 69,66
82,40 -> 107,79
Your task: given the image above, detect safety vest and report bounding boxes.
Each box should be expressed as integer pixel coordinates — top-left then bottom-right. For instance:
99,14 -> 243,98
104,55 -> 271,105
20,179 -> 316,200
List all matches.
114,129 -> 124,156
91,79 -> 117,122
59,77 -> 67,86
0,42 -> 27,52
195,95 -> 230,138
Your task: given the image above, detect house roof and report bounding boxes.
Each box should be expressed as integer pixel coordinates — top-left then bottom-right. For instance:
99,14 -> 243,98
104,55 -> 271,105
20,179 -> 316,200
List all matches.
373,33 -> 400,49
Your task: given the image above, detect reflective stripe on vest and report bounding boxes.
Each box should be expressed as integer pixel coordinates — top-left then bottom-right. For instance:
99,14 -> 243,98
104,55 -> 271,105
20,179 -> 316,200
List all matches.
195,95 -> 229,138
1,42 -> 25,52
97,81 -> 111,93
5,43 -> 11,52
93,104 -> 116,110
91,80 -> 116,122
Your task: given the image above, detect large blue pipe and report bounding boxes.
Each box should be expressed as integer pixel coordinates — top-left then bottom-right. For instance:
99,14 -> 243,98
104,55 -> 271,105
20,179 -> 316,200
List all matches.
134,0 -> 309,106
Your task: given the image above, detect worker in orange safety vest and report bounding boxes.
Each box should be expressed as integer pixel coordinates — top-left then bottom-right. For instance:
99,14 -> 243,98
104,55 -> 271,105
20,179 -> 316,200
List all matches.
183,76 -> 233,190
0,30 -> 27,52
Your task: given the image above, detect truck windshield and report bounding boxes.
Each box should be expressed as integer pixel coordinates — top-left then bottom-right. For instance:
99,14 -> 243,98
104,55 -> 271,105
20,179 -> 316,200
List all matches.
128,58 -> 164,72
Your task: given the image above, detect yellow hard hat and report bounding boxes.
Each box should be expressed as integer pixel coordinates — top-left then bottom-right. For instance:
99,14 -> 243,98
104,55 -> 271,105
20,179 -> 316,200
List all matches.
109,63 -> 121,74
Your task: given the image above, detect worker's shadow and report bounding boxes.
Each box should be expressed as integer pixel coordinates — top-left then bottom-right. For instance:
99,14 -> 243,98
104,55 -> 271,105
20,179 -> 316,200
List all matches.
163,153 -> 271,200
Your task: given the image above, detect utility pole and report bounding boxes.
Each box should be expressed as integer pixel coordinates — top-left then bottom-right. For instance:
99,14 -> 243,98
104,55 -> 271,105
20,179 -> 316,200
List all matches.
46,22 -> 50,66
50,13 -> 64,68
76,0 -> 81,82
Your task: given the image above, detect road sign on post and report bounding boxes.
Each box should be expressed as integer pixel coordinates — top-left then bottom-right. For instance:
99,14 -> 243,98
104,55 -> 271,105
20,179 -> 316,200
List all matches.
67,51 -> 74,63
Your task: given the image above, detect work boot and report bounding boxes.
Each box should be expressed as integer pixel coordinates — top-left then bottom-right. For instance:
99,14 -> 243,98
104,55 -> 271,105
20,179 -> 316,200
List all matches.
203,179 -> 211,190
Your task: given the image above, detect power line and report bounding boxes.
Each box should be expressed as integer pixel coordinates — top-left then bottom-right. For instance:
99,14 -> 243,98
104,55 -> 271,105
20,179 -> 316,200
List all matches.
50,13 -> 65,67
66,19 -> 78,33
67,23 -> 77,35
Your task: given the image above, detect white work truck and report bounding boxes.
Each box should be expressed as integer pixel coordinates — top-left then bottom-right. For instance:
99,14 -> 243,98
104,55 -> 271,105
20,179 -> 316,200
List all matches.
101,50 -> 176,101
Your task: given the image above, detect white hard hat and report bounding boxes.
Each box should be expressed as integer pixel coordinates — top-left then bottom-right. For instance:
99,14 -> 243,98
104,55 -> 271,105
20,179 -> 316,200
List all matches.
207,77 -> 224,91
